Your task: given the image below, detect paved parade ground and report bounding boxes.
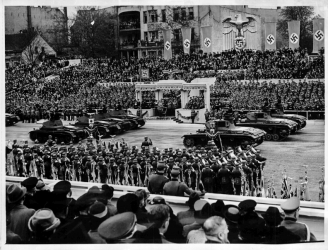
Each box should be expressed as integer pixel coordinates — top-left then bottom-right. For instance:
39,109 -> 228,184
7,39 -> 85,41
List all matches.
6,119 -> 325,202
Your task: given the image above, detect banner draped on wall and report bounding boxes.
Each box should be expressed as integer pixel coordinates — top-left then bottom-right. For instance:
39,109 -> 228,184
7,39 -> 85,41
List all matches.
201,26 -> 213,53
265,22 -> 276,50
288,21 -> 300,49
163,30 -> 172,60
181,27 -> 192,55
313,18 -> 325,53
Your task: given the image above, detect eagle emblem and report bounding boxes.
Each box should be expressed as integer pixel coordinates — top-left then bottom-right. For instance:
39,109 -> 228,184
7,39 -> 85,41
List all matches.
222,14 -> 257,37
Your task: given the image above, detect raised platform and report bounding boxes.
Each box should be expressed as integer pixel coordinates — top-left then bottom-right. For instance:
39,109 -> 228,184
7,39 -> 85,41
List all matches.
175,108 -> 206,124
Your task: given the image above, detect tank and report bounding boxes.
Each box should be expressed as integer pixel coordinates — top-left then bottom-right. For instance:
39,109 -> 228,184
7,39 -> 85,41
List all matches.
269,109 -> 307,130
74,116 -> 122,138
6,113 -> 20,126
110,114 -> 146,127
182,114 -> 266,150
235,111 -> 298,140
29,120 -> 86,144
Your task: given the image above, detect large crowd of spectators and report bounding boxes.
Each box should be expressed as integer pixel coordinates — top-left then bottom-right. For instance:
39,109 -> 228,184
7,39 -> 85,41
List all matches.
5,47 -> 324,118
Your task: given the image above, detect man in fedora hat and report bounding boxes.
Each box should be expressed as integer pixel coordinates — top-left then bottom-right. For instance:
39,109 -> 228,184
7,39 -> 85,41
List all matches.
222,204 -> 240,242
177,192 -> 200,226
28,208 -> 61,244
7,184 -> 35,243
148,161 -> 169,194
263,206 -> 301,244
280,197 -> 317,242
21,177 -> 38,210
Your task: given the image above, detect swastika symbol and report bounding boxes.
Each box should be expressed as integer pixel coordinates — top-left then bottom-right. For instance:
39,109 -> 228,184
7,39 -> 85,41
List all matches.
314,30 -> 324,41
142,70 -> 148,77
184,39 -> 190,49
290,33 -> 299,44
204,37 -> 211,48
266,34 -> 275,45
165,41 -> 171,50
236,40 -> 243,47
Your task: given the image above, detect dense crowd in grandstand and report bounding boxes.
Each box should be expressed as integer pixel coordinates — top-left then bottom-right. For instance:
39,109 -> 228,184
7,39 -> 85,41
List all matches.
5,48 -> 325,116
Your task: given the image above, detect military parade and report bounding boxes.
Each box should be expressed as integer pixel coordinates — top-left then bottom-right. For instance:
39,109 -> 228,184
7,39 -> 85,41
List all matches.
4,4 -> 325,246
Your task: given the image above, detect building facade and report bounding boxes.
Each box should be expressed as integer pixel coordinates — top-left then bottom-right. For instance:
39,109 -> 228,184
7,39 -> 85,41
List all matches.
5,6 -> 68,49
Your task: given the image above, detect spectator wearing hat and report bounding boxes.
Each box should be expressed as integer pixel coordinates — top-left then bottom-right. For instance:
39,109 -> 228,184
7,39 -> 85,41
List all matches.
134,189 -> 150,225
177,192 -> 200,226
148,196 -> 184,243
117,193 -> 147,232
211,200 -> 225,217
27,208 -> 61,244
280,197 -> 316,242
184,200 -> 213,239
222,205 -> 240,242
134,204 -> 171,243
101,184 -> 117,217
88,202 -> 109,244
263,206 -> 301,244
32,179 -> 51,210
45,181 -> 76,223
148,161 -> 169,194
98,212 -> 141,243
163,166 -> 193,197
21,177 -> 39,210
7,184 -> 35,243
203,216 -> 230,243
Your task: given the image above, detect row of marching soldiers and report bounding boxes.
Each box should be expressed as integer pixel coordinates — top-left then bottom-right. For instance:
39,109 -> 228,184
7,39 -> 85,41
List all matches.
6,137 -> 272,198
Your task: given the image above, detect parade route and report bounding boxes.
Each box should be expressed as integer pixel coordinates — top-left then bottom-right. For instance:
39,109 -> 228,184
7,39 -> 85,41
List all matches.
6,119 -> 324,201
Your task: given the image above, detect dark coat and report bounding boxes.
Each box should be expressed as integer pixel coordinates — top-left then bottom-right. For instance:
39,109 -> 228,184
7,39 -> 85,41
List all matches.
264,226 -> 301,244
148,173 -> 169,194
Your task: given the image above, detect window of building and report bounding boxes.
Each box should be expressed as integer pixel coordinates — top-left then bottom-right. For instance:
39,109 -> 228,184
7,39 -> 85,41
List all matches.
143,11 -> 147,24
161,9 -> 166,22
149,10 -> 157,23
149,31 -> 158,42
188,7 -> 194,20
181,8 -> 186,20
144,31 -> 148,41
173,29 -> 180,41
173,8 -> 179,21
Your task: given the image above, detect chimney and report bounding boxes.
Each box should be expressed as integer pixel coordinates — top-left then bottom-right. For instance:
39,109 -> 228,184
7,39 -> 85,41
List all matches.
27,6 -> 32,31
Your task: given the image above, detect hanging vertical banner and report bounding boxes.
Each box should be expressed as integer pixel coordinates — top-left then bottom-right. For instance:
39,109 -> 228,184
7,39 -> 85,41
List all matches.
265,22 -> 276,50
181,27 -> 191,54
201,26 -> 213,53
313,18 -> 325,53
163,30 -> 172,60
288,21 -> 300,49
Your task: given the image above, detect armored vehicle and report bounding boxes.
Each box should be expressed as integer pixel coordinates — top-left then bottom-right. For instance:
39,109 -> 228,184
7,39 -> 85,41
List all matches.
269,109 -> 307,130
29,120 -> 86,144
110,114 -> 146,127
6,113 -> 20,126
235,111 -> 298,140
182,115 -> 266,150
73,116 -> 122,138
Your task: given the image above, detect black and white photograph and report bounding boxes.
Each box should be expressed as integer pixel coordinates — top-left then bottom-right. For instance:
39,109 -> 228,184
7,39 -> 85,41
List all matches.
3,0 -> 327,248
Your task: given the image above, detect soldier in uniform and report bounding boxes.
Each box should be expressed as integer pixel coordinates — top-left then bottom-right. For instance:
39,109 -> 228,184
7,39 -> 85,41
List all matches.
201,163 -> 214,193
280,197 -> 317,242
148,161 -> 169,194
217,160 -> 232,194
163,166 -> 193,197
141,137 -> 152,147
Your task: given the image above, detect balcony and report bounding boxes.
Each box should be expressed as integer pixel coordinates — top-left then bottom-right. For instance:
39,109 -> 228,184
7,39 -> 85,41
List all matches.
119,41 -> 138,49
119,22 -> 140,32
137,39 -> 200,48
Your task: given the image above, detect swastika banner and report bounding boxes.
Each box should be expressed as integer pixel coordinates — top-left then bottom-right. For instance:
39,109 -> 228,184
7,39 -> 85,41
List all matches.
313,18 -> 324,53
140,68 -> 149,79
181,27 -> 191,55
288,21 -> 300,49
201,26 -> 213,53
163,30 -> 172,60
265,22 -> 276,50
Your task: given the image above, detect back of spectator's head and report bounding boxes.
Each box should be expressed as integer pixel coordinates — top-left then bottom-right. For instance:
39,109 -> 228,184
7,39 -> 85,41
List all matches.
36,179 -> 50,191
117,193 -> 139,214
203,216 -> 229,243
194,200 -> 213,225
88,201 -> 109,230
238,199 -> 257,216
186,192 -> 200,209
75,192 -> 98,213
134,189 -> 149,208
28,208 -> 61,234
263,206 -> 283,227
21,177 -> 38,192
98,212 -> 137,242
148,204 -> 170,230
223,205 -> 241,225
53,181 -> 71,198
211,200 -> 225,217
238,212 -> 265,241
101,184 -> 114,200
7,184 -> 26,204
